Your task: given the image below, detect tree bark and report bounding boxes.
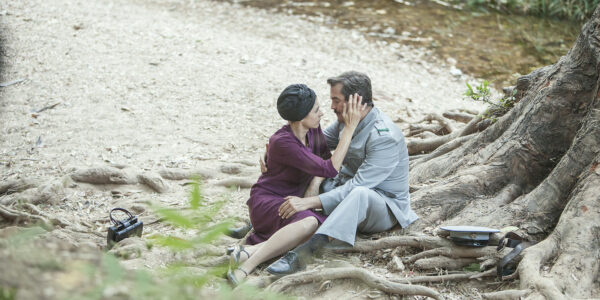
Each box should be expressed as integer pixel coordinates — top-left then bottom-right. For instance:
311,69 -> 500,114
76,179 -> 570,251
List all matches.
405,6 -> 600,298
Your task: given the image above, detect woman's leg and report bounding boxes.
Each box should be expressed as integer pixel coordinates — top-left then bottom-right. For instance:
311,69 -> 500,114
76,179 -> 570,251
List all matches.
234,216 -> 318,279
233,241 -> 265,264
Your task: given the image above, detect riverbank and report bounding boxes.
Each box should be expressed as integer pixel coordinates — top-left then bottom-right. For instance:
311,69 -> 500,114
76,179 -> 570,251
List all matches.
1,0 -> 487,298
229,0 -> 582,88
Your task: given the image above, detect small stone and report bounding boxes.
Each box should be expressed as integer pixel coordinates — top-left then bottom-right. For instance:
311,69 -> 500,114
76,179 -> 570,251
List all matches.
383,27 -> 395,35
450,66 -> 463,77
220,164 -> 242,175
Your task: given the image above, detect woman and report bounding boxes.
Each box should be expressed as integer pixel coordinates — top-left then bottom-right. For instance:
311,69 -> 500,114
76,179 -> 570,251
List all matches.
227,84 -> 365,284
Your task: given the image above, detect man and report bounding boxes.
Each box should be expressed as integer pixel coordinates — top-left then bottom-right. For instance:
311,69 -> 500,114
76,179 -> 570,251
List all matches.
266,71 -> 419,275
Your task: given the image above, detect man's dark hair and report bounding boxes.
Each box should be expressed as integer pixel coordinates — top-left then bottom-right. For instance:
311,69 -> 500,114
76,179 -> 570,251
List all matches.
326,71 -> 373,107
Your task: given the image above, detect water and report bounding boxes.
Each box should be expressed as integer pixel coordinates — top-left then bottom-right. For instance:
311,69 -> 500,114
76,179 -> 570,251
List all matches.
227,0 -> 581,88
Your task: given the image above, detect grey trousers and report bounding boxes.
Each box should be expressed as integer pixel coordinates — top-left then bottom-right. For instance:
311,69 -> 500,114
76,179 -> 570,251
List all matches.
316,185 -> 398,246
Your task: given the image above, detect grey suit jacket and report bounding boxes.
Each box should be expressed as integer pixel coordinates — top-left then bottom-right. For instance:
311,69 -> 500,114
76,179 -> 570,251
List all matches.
319,107 -> 418,228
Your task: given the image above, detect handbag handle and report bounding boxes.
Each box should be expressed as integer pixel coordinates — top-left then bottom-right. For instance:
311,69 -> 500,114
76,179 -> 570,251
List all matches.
109,207 -> 134,225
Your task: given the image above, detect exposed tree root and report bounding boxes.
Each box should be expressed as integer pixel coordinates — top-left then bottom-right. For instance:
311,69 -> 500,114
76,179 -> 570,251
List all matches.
219,164 -> 243,175
71,167 -> 138,184
0,204 -> 50,225
456,108 -> 480,115
408,123 -> 444,137
196,254 -> 229,267
214,177 -> 254,189
158,167 -> 217,180
0,179 -> 38,195
138,172 -> 169,193
481,289 -> 530,300
404,246 -> 497,263
417,113 -> 456,133
407,115 -> 483,155
413,256 -> 478,271
71,167 -> 170,193
20,203 -> 69,227
390,269 -> 496,284
443,111 -> 474,123
332,235 -> 454,253
517,156 -> 600,299
267,267 -> 442,299
412,131 -> 439,140
0,179 -> 67,206
403,8 -> 600,298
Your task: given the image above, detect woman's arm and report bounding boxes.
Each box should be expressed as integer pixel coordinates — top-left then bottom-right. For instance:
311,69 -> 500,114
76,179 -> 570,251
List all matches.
328,93 -> 366,171
304,176 -> 324,197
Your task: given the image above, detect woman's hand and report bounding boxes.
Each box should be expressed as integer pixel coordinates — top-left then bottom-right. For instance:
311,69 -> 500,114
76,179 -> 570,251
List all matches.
341,93 -> 367,129
259,143 -> 269,173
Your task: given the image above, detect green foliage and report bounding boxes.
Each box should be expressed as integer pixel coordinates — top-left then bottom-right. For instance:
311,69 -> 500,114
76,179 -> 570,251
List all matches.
460,0 -> 598,22
80,180 -> 284,299
463,263 -> 482,272
464,80 -> 516,121
464,80 -> 492,102
0,287 -> 16,300
149,181 -> 232,251
0,180 -> 285,299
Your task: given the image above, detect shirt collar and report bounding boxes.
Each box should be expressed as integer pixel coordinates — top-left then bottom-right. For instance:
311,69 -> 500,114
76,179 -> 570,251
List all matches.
353,107 -> 378,136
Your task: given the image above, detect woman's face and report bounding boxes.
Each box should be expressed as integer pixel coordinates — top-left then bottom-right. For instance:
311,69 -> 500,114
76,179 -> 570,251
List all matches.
300,99 -> 324,129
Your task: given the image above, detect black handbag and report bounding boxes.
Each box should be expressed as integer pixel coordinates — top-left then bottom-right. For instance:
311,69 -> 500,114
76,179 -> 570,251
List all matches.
107,208 -> 143,248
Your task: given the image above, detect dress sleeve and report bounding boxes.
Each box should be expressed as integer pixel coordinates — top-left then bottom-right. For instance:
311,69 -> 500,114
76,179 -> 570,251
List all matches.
269,135 -> 338,178
315,126 -> 332,160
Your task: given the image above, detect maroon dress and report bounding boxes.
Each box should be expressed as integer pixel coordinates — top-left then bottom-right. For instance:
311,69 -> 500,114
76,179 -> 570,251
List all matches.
246,125 -> 338,245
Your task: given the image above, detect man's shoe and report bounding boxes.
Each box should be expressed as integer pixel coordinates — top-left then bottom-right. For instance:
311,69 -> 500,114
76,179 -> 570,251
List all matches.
322,239 -> 353,251
266,251 -> 304,275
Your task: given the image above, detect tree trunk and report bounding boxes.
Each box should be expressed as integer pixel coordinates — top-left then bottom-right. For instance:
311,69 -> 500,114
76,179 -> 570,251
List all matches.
408,6 -> 600,298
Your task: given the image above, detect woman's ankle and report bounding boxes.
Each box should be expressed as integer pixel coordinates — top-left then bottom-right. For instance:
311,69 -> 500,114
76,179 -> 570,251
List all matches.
235,268 -> 248,278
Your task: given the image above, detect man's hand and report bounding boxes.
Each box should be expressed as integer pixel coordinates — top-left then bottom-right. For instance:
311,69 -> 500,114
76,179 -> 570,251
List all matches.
278,196 -> 307,219
278,195 -> 323,219
259,143 -> 268,173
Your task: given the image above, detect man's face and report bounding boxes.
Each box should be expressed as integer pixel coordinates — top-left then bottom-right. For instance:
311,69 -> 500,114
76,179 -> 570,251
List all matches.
330,83 -> 346,122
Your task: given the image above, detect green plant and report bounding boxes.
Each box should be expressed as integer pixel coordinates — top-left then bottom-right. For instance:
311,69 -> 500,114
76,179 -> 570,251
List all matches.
150,179 -> 233,251
0,180 -> 285,299
0,287 -> 17,300
465,80 -> 492,103
465,80 -> 517,121
458,0 -> 599,22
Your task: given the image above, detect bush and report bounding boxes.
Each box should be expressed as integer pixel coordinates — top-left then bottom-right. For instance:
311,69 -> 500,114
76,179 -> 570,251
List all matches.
461,0 -> 598,22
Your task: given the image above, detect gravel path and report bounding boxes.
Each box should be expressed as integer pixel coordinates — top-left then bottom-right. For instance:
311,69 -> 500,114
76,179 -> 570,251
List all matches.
0,0 -> 486,297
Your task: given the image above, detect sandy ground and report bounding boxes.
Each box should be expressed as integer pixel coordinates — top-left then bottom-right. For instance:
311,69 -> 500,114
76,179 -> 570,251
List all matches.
0,0 -> 488,298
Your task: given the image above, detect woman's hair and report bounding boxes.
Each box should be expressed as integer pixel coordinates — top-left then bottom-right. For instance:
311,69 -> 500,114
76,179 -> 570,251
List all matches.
276,84 -> 316,121
327,71 -> 373,107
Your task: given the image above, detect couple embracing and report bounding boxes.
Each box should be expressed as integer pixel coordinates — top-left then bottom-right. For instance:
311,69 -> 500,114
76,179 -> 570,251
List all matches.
227,71 -> 418,285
